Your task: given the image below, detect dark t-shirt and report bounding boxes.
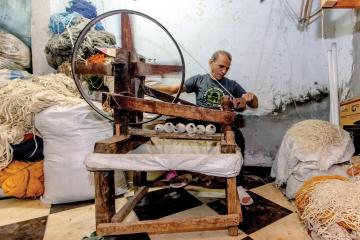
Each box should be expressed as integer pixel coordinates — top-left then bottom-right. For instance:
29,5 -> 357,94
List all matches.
185,74 -> 246,108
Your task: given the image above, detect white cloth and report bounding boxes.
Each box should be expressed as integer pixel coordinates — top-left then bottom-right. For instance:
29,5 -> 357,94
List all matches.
85,138 -> 243,178
271,125 -> 354,199
271,132 -> 354,188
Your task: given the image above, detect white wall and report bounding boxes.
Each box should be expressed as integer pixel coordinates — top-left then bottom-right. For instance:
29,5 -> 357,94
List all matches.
31,0 -> 55,74
31,0 -> 356,115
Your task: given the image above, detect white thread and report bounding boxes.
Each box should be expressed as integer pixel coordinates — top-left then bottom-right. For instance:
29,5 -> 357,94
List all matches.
185,123 -> 197,134
205,124 -> 217,135
196,125 -> 206,134
163,122 -> 175,133
174,123 -> 186,133
154,124 -> 164,133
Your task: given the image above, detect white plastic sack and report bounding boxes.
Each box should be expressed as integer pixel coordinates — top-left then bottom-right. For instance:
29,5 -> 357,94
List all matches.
285,164 -> 349,199
35,102 -> 127,204
271,129 -> 354,188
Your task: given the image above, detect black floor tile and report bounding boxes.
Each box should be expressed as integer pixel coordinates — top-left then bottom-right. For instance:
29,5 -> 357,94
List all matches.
83,231 -> 150,240
133,188 -> 203,220
242,174 -> 274,190
242,166 -> 271,177
207,191 -> 292,235
207,198 -> 228,215
50,199 -> 94,214
0,216 -> 47,240
241,237 -> 254,240
240,167 -> 274,189
115,232 -> 151,240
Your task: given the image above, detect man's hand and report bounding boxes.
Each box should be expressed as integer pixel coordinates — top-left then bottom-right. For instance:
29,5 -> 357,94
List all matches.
232,97 -> 247,110
242,92 -> 254,103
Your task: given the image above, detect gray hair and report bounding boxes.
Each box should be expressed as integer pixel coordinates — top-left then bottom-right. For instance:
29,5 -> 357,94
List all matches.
210,50 -> 232,62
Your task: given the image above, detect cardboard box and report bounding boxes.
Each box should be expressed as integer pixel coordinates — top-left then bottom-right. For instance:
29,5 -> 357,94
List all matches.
340,96 -> 360,127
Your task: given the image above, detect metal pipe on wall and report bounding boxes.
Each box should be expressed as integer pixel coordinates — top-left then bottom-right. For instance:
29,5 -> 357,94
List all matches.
328,43 -> 340,125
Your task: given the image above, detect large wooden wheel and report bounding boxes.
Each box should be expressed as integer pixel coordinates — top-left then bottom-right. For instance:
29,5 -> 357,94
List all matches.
71,9 -> 188,125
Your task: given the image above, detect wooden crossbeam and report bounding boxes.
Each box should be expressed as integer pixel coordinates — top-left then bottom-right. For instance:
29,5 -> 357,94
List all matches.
322,0 -> 360,8
74,61 -> 183,77
111,186 -> 148,223
109,94 -> 236,125
97,214 -> 240,235
133,62 -> 182,76
75,61 -> 113,75
94,135 -> 149,154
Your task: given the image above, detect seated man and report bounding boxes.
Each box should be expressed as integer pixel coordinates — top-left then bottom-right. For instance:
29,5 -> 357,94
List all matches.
153,50 -> 259,205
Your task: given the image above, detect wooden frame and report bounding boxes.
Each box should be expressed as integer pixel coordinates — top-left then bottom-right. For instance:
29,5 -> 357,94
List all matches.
82,47 -> 242,236
321,0 -> 360,8
91,96 -> 243,236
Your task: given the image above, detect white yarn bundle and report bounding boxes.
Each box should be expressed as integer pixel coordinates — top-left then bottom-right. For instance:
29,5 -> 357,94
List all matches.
174,123 -> 186,133
205,124 -> 217,135
154,124 -> 164,133
0,73 -> 82,169
286,119 -> 346,153
196,125 -> 206,134
163,122 -> 175,133
185,123 -> 197,134
298,178 -> 360,240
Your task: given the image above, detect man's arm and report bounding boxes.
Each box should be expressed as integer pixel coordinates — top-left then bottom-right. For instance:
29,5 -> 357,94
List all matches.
150,83 -> 185,95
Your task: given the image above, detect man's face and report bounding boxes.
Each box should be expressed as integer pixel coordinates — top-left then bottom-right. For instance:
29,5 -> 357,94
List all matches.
209,54 -> 231,80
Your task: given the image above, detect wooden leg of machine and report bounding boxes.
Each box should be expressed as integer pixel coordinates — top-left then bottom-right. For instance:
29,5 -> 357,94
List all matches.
227,177 -> 241,236
111,186 -> 148,223
94,171 -> 116,230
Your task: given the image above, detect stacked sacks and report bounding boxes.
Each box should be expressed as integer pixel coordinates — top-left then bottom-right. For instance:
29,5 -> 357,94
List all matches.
271,119 -> 354,199
0,160 -> 44,198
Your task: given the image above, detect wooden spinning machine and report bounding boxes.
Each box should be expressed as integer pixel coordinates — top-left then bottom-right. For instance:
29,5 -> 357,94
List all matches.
71,10 -> 242,237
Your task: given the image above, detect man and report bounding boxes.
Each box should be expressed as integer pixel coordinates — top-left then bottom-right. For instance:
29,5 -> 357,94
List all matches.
154,50 -> 258,155
154,50 -> 258,204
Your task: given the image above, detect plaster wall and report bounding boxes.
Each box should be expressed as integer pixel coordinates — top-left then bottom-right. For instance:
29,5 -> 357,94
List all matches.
0,0 -> 31,46
349,10 -> 360,97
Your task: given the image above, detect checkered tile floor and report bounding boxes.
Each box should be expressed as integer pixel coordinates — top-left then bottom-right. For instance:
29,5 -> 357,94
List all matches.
0,167 -> 311,240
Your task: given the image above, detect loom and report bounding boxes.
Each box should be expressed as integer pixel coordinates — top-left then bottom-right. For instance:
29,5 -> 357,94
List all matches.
71,10 -> 243,237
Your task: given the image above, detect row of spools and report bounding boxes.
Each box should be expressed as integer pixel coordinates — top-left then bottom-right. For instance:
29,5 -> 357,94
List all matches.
155,123 -> 217,135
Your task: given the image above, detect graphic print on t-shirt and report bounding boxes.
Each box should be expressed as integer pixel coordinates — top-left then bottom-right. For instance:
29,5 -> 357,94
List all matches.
202,87 -> 224,107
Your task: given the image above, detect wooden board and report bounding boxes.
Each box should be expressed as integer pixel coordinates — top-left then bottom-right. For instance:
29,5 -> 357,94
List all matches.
94,135 -> 149,154
109,94 -> 236,125
111,186 -> 148,223
94,171 -> 115,226
97,214 -> 239,235
322,0 -> 360,8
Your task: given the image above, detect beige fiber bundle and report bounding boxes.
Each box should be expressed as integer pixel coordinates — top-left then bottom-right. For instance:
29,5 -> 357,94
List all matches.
286,119 -> 347,153
0,73 -> 82,169
295,175 -> 360,240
